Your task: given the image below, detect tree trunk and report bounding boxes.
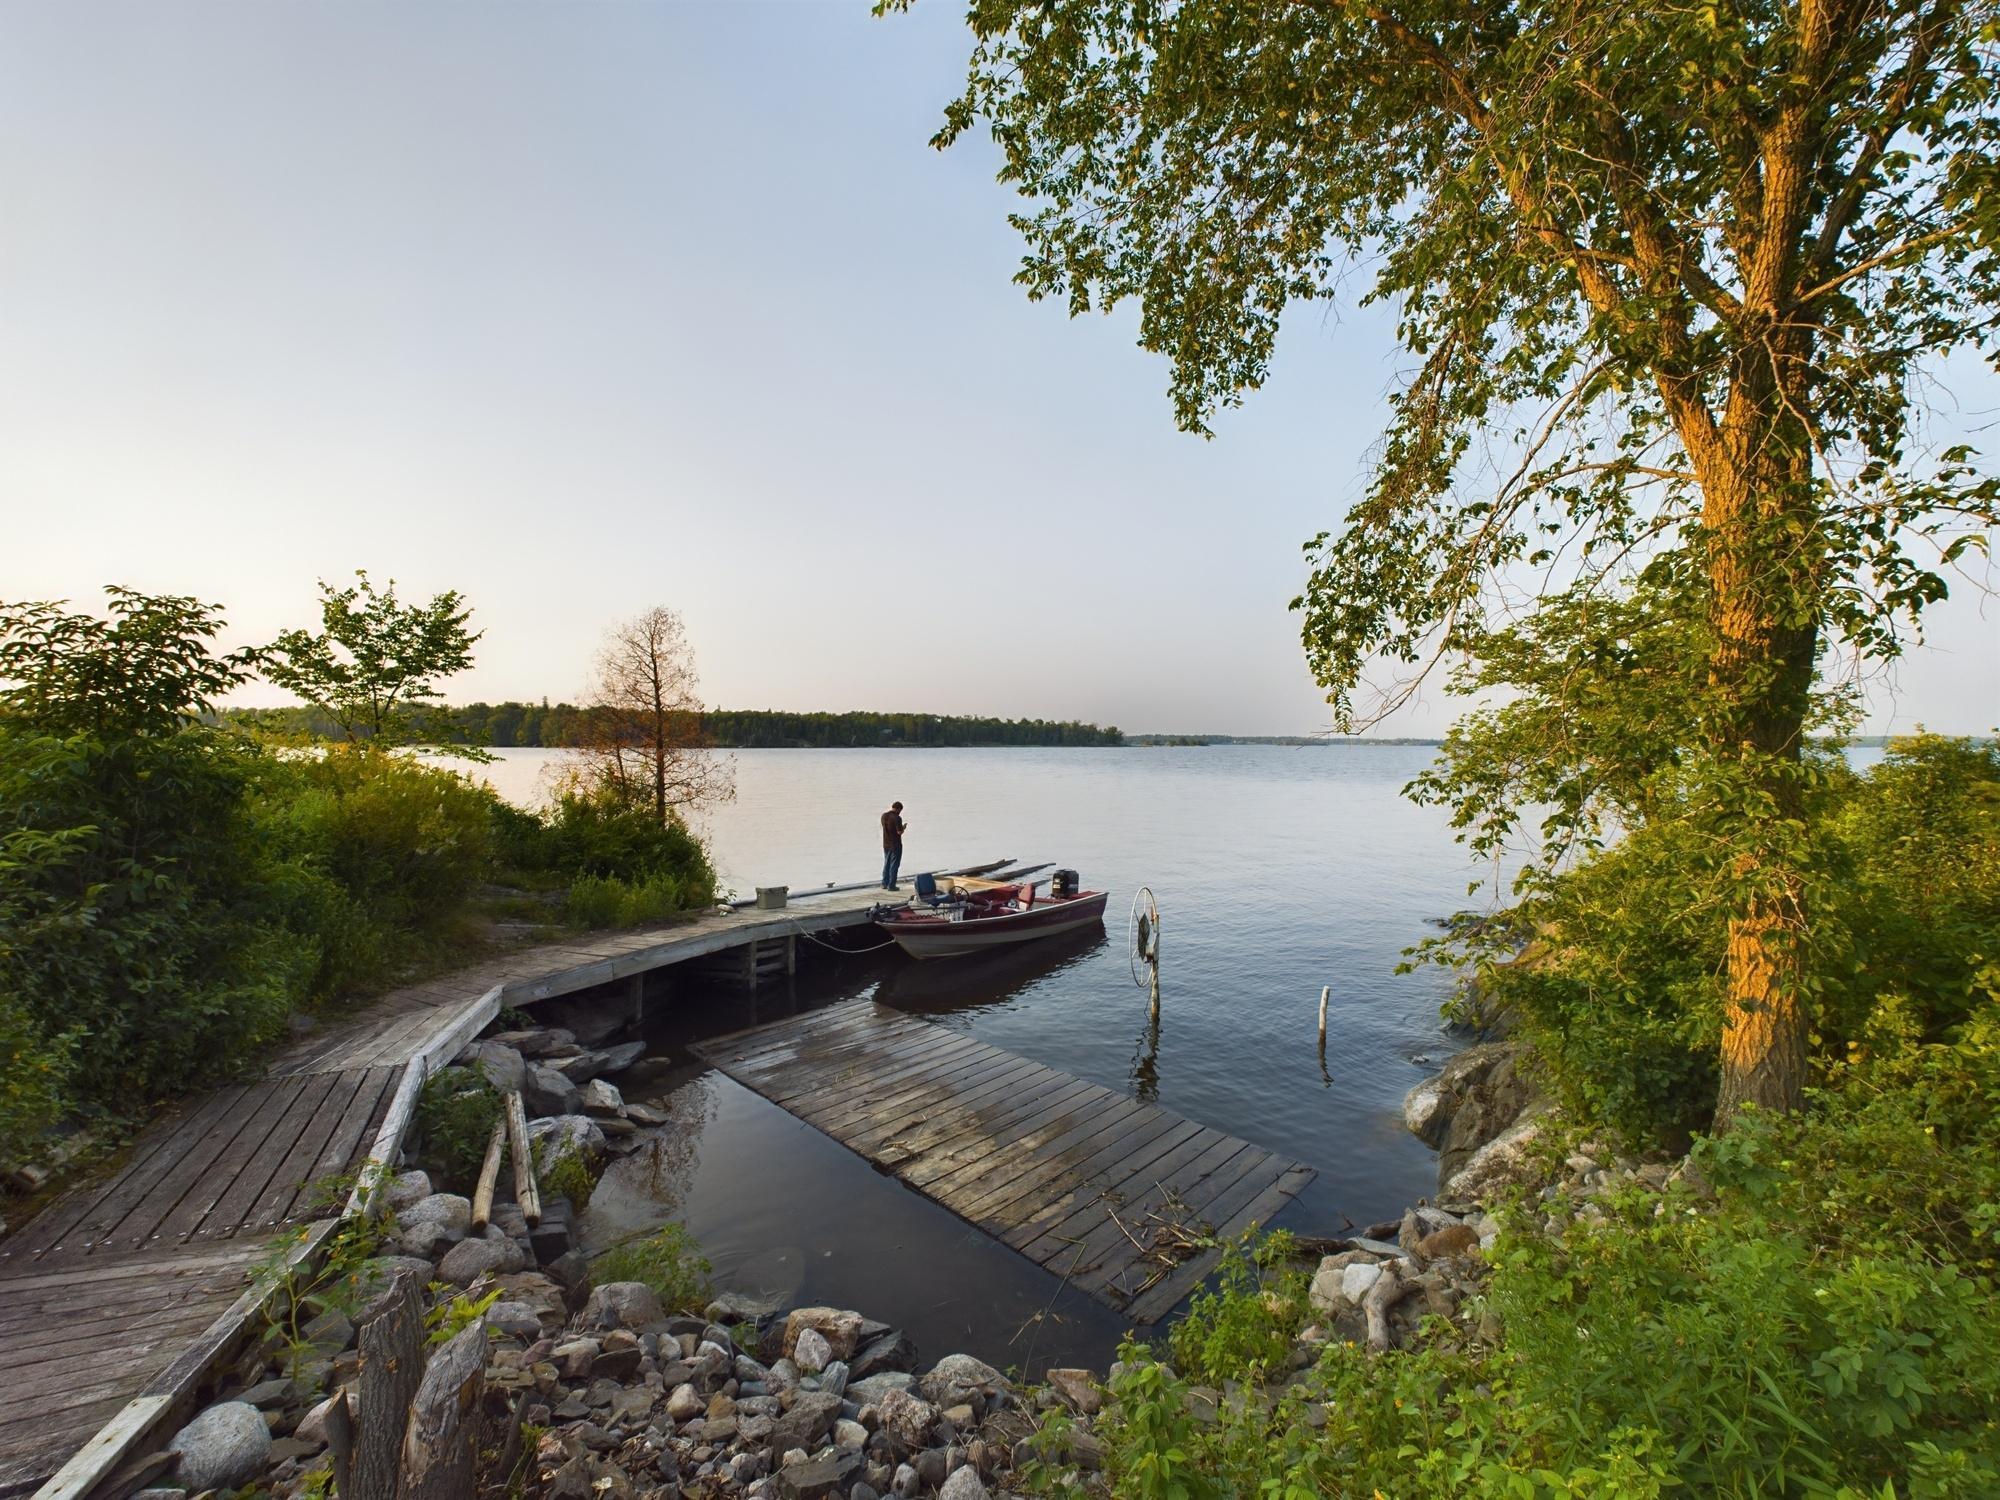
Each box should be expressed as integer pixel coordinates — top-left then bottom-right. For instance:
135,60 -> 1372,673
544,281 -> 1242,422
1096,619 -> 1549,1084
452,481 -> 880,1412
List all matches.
352,1269 -> 424,1500
399,1317 -> 487,1500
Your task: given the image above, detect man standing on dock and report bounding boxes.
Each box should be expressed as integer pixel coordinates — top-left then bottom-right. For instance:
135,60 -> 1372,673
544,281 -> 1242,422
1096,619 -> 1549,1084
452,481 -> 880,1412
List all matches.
881,800 -> 906,890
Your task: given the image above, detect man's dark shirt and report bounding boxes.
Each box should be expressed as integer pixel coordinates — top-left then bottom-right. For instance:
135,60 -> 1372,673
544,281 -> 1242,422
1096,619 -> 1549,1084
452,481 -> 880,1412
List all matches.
882,809 -> 905,851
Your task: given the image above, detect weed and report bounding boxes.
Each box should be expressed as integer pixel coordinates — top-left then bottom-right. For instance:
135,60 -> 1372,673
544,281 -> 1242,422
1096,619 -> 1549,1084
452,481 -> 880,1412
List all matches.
593,1221 -> 711,1314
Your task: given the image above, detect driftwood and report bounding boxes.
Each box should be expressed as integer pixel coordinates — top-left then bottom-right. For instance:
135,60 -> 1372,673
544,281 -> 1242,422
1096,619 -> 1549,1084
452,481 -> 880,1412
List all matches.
352,1270 -> 424,1500
1363,1266 -> 1411,1352
504,1091 -> 540,1226
471,1119 -> 506,1231
399,1317 -> 488,1500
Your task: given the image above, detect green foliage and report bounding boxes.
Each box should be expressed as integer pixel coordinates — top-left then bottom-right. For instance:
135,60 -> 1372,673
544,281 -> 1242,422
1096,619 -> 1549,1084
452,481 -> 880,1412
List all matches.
254,1200 -> 390,1382
541,1147 -> 597,1209
257,570 -> 483,749
415,1067 -> 501,1190
1168,1231 -> 1307,1386
1089,1025 -> 2000,1497
593,1222 -> 711,1315
1419,735 -> 2000,1151
497,790 -> 717,927
425,1285 -> 501,1347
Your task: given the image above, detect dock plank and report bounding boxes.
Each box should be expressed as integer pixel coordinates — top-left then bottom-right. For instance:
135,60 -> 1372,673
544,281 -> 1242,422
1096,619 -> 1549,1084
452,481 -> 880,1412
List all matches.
696,1000 -> 1313,1321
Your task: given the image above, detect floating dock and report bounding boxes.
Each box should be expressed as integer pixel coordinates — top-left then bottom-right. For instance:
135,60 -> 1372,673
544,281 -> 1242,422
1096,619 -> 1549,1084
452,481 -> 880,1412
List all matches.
695,1000 -> 1314,1323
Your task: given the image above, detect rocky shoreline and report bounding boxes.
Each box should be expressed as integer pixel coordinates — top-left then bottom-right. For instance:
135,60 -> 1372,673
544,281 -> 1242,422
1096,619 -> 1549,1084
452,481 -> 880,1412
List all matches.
134,1013 -> 1663,1499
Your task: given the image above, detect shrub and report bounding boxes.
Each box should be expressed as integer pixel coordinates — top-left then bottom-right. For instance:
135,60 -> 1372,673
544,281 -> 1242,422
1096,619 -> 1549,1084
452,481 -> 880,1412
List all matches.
593,1222 -> 710,1314
414,1066 -> 501,1190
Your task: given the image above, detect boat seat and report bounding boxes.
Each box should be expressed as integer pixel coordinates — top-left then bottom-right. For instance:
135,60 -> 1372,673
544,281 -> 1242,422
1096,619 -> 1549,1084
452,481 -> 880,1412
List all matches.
1016,882 -> 1034,908
914,872 -> 942,906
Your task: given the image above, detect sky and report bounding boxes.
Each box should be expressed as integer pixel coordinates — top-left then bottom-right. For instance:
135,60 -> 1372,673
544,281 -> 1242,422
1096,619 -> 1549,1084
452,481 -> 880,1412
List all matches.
3,1 -> 1995,737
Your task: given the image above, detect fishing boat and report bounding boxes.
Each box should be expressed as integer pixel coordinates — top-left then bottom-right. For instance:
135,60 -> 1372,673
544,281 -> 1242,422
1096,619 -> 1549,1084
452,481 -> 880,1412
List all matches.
874,869 -> 1110,959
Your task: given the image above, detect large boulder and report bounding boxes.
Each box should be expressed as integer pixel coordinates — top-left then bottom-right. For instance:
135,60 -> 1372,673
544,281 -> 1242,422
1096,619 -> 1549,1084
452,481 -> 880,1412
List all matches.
459,1040 -> 527,1095
524,1063 -> 583,1118
1402,1042 -> 1543,1192
783,1306 -> 865,1361
919,1353 -> 1008,1407
489,1026 -> 578,1059
582,1281 -> 665,1330
1442,1110 -> 1551,1201
766,1391 -> 843,1456
170,1402 -> 270,1491
382,1169 -> 432,1212
437,1234 -> 528,1286
527,1114 -> 606,1172
537,994 -> 629,1048
552,1041 -> 647,1083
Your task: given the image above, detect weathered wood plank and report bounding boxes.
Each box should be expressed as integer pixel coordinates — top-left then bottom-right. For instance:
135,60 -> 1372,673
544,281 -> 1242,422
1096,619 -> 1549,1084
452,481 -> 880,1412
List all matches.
699,1002 -> 1315,1319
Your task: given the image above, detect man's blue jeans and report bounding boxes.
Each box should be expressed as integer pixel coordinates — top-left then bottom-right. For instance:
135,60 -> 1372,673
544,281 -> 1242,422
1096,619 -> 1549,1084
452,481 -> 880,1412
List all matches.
883,847 -> 903,889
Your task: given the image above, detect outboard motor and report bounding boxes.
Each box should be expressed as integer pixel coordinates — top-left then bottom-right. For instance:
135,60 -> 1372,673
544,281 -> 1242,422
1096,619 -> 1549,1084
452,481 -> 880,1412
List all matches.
1051,869 -> 1080,898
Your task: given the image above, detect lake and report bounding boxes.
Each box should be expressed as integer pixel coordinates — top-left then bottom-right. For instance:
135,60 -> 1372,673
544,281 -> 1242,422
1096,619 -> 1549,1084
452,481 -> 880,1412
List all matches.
470,745 -> 1481,1368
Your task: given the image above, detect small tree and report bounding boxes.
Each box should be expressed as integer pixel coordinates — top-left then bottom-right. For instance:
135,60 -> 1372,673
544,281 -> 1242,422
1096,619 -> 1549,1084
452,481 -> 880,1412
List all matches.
259,572 -> 481,748
569,607 -> 734,825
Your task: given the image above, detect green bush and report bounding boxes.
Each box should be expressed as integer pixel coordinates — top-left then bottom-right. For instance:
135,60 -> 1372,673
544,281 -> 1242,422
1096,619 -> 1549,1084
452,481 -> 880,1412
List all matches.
1088,1019 -> 2000,1499
413,1066 -> 501,1190
593,1222 -> 711,1314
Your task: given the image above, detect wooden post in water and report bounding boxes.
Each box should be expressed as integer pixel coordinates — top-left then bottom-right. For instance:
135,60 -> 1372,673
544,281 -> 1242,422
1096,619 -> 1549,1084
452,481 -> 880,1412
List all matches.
1149,912 -> 1162,1024
1318,986 -> 1330,1052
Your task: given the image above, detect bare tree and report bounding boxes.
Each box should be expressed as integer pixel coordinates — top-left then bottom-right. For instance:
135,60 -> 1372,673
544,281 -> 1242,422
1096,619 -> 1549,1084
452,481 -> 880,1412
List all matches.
568,607 -> 733,824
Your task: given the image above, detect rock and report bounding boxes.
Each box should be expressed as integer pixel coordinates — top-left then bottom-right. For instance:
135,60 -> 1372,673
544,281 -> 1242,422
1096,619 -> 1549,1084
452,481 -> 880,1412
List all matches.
489,1026 -> 578,1058
873,1389 -> 937,1451
582,1281 -> 666,1330
1341,1262 -> 1384,1305
293,1394 -> 344,1446
775,1449 -> 861,1499
1443,1109 -> 1551,1200
302,1308 -> 354,1352
847,1372 -> 916,1406
848,1331 -> 917,1381
706,1289 -> 781,1325
1045,1368 -> 1101,1416
919,1354 -> 1007,1407
437,1235 -> 527,1285
580,1078 -> 626,1116
767,1391 -> 843,1455
460,1040 -> 528,1095
400,1192 -> 472,1237
382,1170 -> 433,1212
169,1402 -> 270,1492
834,1418 -> 869,1449
939,1466 -> 988,1500
546,1247 -> 592,1292
1406,1042 -> 1544,1191
525,1063 -> 583,1117
891,1462 -> 919,1498
553,1041 -> 647,1083
537,995 -> 630,1049
527,1114 -> 606,1171
667,1383 -> 704,1422
794,1327 -> 833,1374
784,1307 -> 865,1361
819,1358 -> 848,1399
1415,1223 -> 1480,1260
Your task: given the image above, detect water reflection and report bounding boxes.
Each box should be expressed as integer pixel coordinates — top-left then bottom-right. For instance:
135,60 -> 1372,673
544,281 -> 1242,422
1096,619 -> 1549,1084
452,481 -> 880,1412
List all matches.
1129,1010 -> 1161,1102
870,926 -> 1108,1019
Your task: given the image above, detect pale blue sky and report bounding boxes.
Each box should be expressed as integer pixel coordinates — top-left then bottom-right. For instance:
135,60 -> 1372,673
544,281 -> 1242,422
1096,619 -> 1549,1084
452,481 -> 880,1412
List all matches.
3,1 -> 1994,735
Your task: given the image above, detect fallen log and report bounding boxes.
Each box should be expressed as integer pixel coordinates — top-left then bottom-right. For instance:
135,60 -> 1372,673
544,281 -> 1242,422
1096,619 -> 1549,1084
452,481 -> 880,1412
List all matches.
470,1118 -> 506,1231
504,1090 -> 540,1226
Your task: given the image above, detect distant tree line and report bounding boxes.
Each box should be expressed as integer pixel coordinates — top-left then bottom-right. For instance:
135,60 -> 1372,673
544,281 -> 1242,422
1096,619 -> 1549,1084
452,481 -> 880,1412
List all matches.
223,702 -> 1124,749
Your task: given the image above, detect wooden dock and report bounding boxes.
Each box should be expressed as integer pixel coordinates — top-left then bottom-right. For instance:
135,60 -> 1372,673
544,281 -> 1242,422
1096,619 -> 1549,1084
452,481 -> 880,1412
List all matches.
0,877 -> 930,1497
695,1000 -> 1314,1323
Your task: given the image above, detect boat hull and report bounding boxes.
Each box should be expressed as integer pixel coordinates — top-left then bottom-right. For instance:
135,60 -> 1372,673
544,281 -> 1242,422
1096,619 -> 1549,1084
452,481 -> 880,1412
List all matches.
878,890 -> 1109,959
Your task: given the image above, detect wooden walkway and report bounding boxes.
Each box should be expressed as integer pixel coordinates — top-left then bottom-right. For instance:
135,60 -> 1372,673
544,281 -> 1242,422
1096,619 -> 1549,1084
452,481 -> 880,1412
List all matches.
0,881 -> 920,1497
695,1001 -> 1314,1324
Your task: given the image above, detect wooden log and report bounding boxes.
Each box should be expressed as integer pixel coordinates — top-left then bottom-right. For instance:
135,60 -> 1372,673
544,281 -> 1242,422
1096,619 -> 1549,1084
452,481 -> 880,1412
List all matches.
504,1091 -> 540,1227
470,1120 -> 506,1232
351,1269 -> 424,1500
398,1317 -> 487,1500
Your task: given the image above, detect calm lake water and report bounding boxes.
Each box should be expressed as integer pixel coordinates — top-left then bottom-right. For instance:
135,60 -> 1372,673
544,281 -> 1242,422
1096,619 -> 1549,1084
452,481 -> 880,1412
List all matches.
470,745 -> 1482,1369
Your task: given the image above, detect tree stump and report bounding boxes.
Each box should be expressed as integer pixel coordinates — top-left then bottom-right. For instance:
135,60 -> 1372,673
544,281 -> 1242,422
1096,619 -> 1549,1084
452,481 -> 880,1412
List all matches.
399,1317 -> 487,1500
352,1270 -> 424,1500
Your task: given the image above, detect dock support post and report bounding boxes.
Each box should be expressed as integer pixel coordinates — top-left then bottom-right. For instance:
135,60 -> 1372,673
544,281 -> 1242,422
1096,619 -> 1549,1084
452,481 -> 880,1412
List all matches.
785,934 -> 797,976
1148,913 -> 1161,1025
628,972 -> 645,1027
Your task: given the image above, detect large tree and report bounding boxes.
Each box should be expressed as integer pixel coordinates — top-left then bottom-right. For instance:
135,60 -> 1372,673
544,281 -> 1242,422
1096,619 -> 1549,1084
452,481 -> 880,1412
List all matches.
914,0 -> 2000,1118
